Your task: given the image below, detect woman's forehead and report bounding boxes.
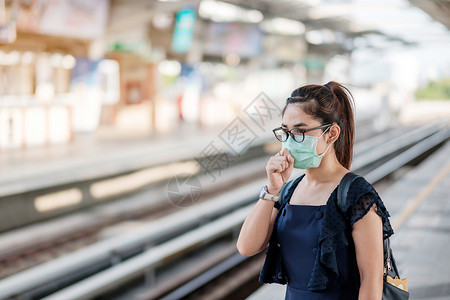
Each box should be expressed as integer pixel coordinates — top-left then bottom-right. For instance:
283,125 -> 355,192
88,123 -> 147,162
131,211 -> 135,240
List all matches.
282,104 -> 319,126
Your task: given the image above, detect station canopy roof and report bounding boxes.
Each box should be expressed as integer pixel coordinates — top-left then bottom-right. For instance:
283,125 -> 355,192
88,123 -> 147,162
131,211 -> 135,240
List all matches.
223,0 -> 450,49
110,0 -> 450,53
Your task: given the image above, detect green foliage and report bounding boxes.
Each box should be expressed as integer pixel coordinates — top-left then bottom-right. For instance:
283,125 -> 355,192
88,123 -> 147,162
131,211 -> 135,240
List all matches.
415,78 -> 450,100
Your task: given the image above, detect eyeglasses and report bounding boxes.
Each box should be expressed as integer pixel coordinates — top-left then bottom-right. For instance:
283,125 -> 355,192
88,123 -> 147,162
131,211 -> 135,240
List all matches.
272,124 -> 331,143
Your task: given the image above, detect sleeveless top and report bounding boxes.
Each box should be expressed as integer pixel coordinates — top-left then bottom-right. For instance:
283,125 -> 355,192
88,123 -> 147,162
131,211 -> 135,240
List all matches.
259,174 -> 394,293
277,202 -> 358,298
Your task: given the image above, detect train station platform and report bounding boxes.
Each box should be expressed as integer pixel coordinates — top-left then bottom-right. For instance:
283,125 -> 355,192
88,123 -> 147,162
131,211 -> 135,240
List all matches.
0,125 -> 224,197
0,115 -> 381,199
0,123 -> 275,232
248,140 -> 450,300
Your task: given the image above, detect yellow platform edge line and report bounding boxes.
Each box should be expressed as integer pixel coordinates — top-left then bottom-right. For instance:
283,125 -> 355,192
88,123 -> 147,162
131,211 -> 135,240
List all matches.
392,161 -> 450,231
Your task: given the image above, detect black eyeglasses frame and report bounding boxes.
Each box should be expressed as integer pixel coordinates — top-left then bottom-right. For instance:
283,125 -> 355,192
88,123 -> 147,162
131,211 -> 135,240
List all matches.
272,124 -> 332,143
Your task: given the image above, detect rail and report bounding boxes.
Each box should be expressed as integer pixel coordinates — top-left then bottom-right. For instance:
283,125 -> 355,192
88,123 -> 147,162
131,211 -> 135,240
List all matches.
0,122 -> 448,299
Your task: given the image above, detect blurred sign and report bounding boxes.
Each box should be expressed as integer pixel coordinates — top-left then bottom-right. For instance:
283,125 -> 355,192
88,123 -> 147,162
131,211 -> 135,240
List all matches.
303,57 -> 324,70
204,22 -> 262,57
264,35 -> 306,62
171,7 -> 196,53
71,58 -> 102,89
70,58 -> 103,132
16,0 -> 109,39
0,22 -> 16,43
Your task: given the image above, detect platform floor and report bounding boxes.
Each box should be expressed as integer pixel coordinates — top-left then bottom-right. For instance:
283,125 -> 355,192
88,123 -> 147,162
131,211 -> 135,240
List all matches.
0,124 -> 270,197
248,140 -> 450,300
0,118 -> 378,198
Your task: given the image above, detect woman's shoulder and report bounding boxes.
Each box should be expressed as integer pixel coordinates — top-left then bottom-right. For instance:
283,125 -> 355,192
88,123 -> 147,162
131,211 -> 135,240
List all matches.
350,174 -> 375,192
345,174 -> 382,205
346,174 -> 394,236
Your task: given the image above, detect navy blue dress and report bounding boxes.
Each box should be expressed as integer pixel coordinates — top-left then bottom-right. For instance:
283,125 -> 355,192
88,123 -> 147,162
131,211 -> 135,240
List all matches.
259,173 -> 394,294
277,196 -> 360,299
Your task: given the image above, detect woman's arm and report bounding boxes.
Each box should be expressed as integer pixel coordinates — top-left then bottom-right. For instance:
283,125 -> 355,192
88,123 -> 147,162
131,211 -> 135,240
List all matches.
352,205 -> 384,300
237,148 -> 294,257
236,200 -> 278,256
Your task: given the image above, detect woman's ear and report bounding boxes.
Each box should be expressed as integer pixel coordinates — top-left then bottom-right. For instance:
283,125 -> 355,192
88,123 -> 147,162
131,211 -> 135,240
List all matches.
328,124 -> 340,144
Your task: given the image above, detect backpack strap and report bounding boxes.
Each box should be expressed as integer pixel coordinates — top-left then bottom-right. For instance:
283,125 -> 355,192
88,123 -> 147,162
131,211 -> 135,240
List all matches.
276,174 -> 305,209
337,172 -> 361,214
278,179 -> 297,207
337,172 -> 400,279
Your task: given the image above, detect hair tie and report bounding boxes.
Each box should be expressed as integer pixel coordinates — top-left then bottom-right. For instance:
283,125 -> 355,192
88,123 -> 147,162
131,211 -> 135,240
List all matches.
286,96 -> 300,102
323,83 -> 332,91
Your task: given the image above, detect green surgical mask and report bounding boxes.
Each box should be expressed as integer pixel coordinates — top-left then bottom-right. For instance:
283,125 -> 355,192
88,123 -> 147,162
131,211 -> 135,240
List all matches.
282,127 -> 331,169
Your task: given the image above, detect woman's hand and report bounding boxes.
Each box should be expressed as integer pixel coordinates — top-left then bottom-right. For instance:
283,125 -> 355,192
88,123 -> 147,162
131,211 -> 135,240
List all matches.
266,148 -> 294,194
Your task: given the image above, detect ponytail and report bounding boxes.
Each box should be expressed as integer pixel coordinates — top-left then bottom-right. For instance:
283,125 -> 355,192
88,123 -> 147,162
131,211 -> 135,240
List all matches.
282,81 -> 355,169
326,81 -> 355,169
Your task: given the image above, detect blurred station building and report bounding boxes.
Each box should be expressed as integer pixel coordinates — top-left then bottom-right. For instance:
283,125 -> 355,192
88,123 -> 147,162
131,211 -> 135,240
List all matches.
0,0 -> 449,152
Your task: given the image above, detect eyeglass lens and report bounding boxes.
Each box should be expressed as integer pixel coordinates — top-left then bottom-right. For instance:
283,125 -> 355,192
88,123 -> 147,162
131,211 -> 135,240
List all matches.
273,128 -> 304,142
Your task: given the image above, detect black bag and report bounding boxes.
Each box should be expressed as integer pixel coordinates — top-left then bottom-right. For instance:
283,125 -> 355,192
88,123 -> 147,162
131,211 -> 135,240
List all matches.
337,172 -> 409,300
383,239 -> 409,299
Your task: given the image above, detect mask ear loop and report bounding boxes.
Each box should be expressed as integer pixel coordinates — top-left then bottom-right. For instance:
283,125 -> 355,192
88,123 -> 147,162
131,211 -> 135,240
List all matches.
318,141 -> 333,157
316,125 -> 333,157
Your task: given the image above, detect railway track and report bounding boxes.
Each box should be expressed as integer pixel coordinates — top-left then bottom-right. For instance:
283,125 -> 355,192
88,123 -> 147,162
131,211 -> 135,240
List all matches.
0,156 -> 269,280
0,132 -> 274,233
0,122 -> 385,281
0,122 -> 447,300
155,126 -> 450,300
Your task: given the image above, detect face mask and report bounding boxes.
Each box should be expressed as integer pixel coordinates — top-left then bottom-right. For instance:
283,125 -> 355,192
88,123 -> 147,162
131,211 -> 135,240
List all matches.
282,127 -> 332,169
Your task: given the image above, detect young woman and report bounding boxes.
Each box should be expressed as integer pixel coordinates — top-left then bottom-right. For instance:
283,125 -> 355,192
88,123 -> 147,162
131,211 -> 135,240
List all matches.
237,82 -> 394,299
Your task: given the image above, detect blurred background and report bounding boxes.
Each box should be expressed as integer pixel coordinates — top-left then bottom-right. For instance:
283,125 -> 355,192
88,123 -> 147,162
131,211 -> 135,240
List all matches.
0,0 -> 449,146
0,0 -> 449,299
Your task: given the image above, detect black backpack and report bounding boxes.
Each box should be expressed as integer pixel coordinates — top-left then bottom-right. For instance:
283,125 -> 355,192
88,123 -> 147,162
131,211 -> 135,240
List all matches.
337,172 -> 409,300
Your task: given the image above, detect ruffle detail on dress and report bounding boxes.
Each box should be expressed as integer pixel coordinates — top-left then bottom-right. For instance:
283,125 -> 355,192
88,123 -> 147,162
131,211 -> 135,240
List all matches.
259,238 -> 288,284
349,191 -> 394,239
307,176 -> 394,291
307,230 -> 348,290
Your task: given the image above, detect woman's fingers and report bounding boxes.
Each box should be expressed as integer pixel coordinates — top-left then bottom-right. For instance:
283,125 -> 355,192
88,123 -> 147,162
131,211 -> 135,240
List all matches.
280,148 -> 290,157
280,149 -> 292,167
267,158 -> 286,172
267,148 -> 293,174
270,158 -> 287,171
287,152 -> 294,166
266,149 -> 293,190
268,161 -> 285,172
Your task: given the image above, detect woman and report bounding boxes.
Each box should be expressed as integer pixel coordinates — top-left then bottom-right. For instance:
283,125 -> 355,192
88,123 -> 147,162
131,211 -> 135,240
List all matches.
236,82 -> 394,299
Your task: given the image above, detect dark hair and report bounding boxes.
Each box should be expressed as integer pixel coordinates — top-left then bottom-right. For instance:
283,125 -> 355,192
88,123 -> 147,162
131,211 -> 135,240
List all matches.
281,81 -> 355,169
